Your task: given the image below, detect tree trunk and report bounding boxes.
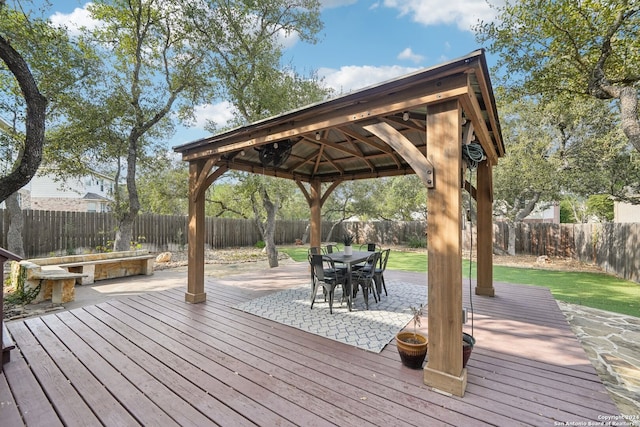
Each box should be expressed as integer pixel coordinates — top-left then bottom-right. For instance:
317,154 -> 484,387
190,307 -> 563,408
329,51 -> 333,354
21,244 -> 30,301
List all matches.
6,193 -> 25,257
250,186 -> 279,268
507,221 -> 516,256
261,187 -> 279,268
301,223 -> 310,244
596,82 -> 640,154
113,132 -> 141,251
324,219 -> 344,243
0,35 -> 47,203
113,216 -> 134,252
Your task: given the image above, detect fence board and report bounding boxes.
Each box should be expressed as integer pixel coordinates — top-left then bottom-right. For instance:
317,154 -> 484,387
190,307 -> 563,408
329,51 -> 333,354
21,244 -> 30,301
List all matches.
1,210 -> 638,283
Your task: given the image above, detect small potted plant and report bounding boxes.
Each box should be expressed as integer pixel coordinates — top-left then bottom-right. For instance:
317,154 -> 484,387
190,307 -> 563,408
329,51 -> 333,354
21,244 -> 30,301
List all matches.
342,234 -> 353,256
396,304 -> 428,369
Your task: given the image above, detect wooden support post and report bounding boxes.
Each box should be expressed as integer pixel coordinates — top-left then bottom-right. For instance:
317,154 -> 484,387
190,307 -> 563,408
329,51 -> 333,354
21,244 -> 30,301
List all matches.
309,179 -> 322,248
186,160 -> 206,303
476,160 -> 495,296
424,100 -> 467,397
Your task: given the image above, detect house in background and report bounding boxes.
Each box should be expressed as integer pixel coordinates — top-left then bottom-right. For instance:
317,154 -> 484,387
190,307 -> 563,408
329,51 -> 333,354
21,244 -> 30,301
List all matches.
12,168 -> 115,212
614,200 -> 640,223
523,202 -> 561,224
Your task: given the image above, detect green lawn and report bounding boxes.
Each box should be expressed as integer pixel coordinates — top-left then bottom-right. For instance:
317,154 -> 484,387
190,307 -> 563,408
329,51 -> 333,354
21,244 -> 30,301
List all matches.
279,246 -> 640,318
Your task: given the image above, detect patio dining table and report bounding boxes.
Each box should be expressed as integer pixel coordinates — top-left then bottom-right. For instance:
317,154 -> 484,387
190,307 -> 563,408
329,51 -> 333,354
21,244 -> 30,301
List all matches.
324,250 -> 373,311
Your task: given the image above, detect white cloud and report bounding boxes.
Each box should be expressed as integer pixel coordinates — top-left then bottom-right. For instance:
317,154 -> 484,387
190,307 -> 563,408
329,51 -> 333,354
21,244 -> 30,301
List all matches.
192,102 -> 237,130
383,0 -> 502,32
397,47 -> 424,63
320,0 -> 358,9
318,64 -> 419,94
49,3 -> 101,36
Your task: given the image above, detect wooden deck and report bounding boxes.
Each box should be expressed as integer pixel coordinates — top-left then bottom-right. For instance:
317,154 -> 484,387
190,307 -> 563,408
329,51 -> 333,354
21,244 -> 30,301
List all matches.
1,263 -> 620,426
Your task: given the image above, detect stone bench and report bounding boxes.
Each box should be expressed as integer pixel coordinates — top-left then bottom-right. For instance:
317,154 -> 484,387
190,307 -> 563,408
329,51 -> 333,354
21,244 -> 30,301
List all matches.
55,253 -> 155,285
32,268 -> 87,304
12,250 -> 155,304
28,250 -> 155,285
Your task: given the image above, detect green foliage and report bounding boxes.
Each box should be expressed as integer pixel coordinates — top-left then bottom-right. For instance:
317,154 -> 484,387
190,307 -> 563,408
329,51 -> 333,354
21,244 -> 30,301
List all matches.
138,155 -> 189,215
559,199 -> 577,223
5,264 -> 40,307
407,234 -> 427,248
342,234 -> 353,246
409,304 -> 423,337
586,195 -> 614,222
476,1 -> 640,100
476,0 -> 640,155
254,240 -> 266,249
376,176 -> 427,221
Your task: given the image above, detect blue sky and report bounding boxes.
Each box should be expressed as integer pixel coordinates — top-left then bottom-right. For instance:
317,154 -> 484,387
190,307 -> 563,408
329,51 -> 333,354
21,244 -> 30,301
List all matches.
40,0 -> 501,145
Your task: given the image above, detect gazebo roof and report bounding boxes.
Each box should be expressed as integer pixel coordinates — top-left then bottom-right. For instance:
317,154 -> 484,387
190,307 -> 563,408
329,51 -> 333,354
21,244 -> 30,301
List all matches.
174,49 -> 504,182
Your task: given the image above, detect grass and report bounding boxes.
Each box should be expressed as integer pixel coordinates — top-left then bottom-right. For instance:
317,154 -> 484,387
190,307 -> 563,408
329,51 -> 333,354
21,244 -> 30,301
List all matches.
279,246 -> 640,318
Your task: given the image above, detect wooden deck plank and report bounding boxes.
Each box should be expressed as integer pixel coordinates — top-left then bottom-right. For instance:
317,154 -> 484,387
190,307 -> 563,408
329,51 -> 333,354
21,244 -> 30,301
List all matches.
49,310 -> 216,427
176,280 -> 616,422
74,304 -> 303,427
0,366 -> 23,427
130,292 -> 465,427
150,285 -> 537,426
27,311 -> 178,427
104,295 -> 386,427
1,266 -> 623,426
22,316 -> 140,427
2,347 -> 62,427
8,321 -> 101,426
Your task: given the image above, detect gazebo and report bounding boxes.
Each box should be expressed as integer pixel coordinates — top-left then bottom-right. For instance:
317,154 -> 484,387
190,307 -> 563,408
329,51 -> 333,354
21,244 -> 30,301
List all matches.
173,49 -> 504,397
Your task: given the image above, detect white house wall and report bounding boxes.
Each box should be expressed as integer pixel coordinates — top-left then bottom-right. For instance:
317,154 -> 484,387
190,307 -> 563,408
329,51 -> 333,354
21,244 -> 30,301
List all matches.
5,170 -> 115,212
614,201 -> 640,223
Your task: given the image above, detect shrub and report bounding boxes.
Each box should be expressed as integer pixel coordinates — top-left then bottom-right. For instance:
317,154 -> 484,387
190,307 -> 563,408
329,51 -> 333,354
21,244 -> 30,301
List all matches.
407,235 -> 427,248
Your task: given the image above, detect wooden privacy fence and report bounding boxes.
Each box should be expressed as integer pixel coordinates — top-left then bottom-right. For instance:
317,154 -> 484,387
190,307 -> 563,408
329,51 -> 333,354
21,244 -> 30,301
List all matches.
0,210 -> 427,258
1,210 -> 638,282
492,222 -> 640,283
0,211 -> 307,257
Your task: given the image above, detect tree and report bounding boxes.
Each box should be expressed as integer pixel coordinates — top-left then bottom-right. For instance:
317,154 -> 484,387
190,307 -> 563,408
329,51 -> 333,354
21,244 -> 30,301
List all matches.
191,0 -> 326,267
48,0 -> 324,255
374,176 -> 427,221
137,153 -> 189,215
0,4 -> 47,203
1,3 -> 89,255
476,1 -> 640,156
585,194 -> 614,222
493,95 -> 563,254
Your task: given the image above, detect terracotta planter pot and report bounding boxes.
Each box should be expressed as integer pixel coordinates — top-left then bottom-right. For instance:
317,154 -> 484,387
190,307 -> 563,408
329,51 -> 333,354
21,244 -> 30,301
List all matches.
396,331 -> 428,369
462,333 -> 475,368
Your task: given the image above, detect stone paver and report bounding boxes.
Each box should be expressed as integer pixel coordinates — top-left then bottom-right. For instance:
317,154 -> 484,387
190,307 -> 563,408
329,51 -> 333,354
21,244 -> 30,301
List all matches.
559,301 -> 640,422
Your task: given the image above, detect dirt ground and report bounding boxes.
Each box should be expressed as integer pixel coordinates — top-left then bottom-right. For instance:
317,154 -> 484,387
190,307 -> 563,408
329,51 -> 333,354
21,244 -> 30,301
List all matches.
490,253 -> 604,273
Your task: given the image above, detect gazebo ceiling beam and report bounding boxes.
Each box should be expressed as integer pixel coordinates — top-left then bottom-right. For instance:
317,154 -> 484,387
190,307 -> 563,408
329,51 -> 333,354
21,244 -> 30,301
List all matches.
364,122 -> 435,188
337,126 -> 394,154
180,73 -> 472,162
459,88 -> 499,165
382,114 -> 427,132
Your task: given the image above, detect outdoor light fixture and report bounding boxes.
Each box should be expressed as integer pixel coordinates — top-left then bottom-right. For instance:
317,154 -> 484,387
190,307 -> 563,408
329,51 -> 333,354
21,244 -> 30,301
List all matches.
315,132 -> 321,140
402,111 -> 410,121
255,139 -> 294,168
